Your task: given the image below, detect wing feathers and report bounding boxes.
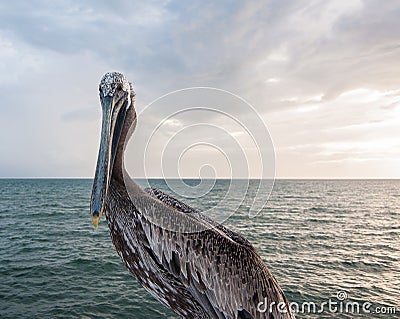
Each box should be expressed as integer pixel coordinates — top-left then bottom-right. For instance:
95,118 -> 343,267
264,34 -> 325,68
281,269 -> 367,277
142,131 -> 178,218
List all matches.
136,187 -> 295,318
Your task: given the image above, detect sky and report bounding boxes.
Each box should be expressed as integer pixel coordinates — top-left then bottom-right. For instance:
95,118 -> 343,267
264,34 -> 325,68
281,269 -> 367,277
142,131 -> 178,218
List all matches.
0,0 -> 399,178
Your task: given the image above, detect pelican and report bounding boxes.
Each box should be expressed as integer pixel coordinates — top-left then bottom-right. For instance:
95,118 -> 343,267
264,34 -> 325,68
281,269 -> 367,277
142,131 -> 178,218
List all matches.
90,71 -> 295,319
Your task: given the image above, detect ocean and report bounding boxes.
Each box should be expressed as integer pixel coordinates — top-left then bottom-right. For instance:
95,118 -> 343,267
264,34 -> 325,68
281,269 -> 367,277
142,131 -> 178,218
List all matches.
0,179 -> 399,318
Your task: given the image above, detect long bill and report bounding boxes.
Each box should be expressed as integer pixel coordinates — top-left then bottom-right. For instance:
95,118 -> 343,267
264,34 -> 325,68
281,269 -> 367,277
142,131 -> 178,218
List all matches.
90,95 -> 126,227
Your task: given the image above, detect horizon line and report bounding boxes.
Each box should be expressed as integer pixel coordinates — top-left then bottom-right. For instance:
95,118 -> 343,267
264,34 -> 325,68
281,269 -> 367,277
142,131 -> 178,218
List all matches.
0,177 -> 399,180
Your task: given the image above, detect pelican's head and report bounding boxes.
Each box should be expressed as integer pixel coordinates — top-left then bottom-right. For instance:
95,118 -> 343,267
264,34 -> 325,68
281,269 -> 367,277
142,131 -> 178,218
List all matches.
90,72 -> 132,227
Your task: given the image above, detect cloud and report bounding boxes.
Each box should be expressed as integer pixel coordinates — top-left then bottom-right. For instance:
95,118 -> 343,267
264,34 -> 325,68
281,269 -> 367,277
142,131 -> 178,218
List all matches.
0,0 -> 399,177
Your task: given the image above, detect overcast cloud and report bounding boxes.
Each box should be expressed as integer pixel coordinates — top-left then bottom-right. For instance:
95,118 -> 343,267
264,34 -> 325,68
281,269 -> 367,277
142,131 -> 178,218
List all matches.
0,0 -> 399,178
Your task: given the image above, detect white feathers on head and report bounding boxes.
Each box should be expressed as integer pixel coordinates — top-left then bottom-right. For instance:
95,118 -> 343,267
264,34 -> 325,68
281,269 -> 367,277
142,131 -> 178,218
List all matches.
100,72 -> 130,97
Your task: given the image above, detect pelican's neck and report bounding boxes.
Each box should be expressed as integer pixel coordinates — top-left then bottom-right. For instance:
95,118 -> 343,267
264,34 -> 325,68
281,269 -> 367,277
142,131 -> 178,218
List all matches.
112,105 -> 137,182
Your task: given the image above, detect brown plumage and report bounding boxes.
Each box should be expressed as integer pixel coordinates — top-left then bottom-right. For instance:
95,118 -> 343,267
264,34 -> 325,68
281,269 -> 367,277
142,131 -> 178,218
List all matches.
91,72 -> 295,319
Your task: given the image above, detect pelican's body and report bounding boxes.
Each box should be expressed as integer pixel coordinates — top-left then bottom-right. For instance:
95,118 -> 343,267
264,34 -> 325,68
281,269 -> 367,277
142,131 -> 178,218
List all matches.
90,72 -> 295,319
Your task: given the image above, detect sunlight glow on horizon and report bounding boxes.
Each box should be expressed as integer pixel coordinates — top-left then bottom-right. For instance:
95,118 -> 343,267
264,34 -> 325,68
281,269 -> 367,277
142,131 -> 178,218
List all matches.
0,1 -> 399,178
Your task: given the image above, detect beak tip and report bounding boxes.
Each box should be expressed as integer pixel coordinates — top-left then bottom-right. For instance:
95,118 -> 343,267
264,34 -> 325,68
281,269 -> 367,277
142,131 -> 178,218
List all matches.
91,215 -> 100,228
90,204 -> 104,228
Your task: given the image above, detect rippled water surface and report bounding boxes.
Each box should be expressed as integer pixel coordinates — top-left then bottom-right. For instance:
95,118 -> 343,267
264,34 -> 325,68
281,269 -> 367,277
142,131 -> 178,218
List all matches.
0,179 -> 399,318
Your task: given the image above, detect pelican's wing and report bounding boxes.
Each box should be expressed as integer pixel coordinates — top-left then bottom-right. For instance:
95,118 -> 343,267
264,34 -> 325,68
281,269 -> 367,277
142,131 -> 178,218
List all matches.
143,187 -> 294,319
144,187 -> 254,249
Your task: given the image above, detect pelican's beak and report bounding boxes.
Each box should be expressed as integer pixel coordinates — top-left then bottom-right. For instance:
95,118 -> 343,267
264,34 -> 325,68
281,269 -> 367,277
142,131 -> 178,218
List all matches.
90,89 -> 130,228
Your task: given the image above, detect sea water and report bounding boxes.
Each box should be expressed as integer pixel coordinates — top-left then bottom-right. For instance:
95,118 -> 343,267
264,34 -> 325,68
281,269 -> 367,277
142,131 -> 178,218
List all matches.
0,179 -> 399,318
